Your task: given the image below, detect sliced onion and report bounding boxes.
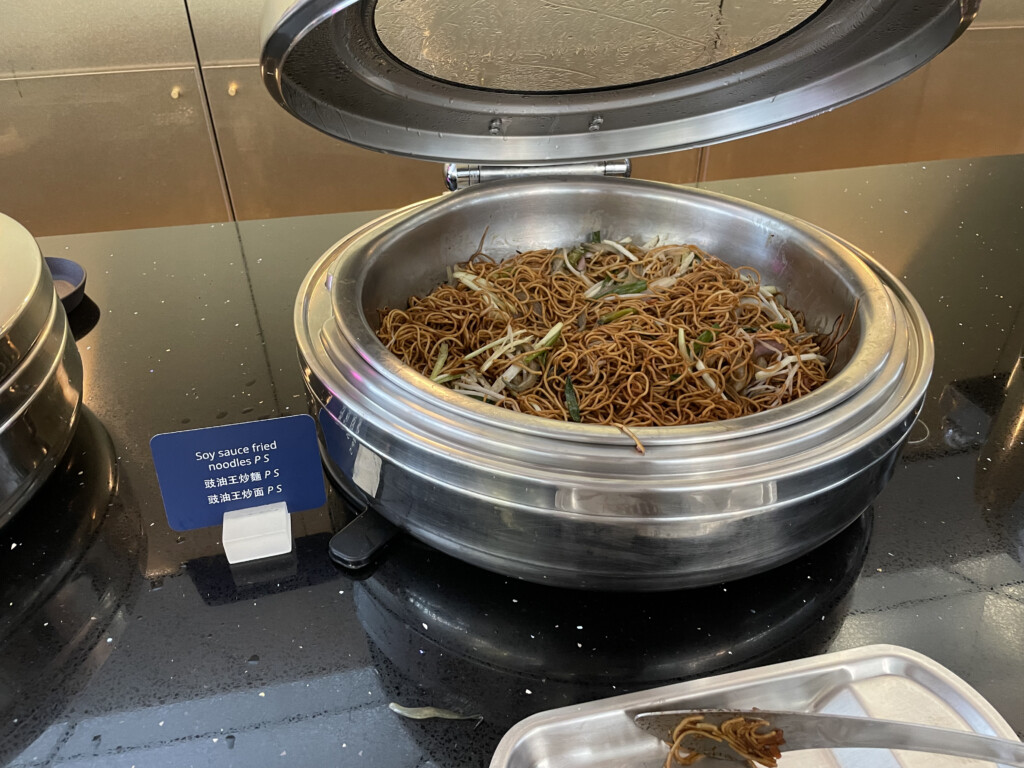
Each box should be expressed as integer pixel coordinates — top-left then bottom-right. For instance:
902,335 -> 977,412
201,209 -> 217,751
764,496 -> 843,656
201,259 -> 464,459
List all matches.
507,371 -> 539,393
602,239 -> 638,261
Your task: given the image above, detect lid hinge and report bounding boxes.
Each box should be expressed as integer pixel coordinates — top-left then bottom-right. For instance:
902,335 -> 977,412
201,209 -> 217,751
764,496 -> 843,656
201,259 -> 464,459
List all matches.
444,160 -> 631,192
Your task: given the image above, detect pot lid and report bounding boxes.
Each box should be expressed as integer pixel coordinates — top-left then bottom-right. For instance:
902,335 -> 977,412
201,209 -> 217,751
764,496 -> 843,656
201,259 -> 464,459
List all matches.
260,0 -> 977,165
0,213 -> 54,383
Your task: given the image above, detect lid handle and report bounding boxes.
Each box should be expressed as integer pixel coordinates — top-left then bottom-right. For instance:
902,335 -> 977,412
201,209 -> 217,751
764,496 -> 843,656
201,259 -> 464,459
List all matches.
444,160 -> 631,192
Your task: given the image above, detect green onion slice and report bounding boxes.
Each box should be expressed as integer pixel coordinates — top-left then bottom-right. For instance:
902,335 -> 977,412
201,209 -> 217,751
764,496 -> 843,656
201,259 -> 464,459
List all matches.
565,376 -> 582,422
598,307 -> 637,325
523,322 -> 563,362
588,280 -> 648,300
693,329 -> 715,356
677,328 -> 690,362
430,343 -> 449,380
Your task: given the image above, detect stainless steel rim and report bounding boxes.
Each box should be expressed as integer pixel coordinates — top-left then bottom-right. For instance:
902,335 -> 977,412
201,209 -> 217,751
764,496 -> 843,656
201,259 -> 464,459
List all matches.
0,298 -> 64,431
0,305 -> 83,526
0,213 -> 55,382
305,286 -> 921,493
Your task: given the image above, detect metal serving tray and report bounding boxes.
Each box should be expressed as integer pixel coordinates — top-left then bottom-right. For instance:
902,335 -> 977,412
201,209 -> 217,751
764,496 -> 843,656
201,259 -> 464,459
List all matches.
490,645 -> 1019,768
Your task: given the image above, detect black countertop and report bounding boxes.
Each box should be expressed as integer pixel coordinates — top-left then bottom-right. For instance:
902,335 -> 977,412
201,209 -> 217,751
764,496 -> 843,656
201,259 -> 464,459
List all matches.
3,156 -> 1022,767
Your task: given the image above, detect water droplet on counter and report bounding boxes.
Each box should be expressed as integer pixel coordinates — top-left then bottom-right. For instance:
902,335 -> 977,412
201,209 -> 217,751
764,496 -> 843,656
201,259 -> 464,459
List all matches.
225,735 -> 236,749
247,654 -> 260,665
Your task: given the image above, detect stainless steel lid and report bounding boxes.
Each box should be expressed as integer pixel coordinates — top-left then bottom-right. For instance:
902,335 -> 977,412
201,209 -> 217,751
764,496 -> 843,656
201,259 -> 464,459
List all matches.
260,0 -> 978,164
0,213 -> 55,382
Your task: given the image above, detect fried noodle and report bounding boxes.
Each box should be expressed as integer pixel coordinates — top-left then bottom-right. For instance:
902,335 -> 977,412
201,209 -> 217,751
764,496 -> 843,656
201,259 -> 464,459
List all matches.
377,236 -> 853,429
664,714 -> 786,768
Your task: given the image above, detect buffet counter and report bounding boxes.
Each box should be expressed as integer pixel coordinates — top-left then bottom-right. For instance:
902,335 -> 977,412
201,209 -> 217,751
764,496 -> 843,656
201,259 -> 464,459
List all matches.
2,155 -> 1021,767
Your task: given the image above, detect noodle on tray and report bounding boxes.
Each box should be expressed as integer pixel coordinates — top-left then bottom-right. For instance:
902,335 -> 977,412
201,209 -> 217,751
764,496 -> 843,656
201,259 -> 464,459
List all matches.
664,714 -> 786,768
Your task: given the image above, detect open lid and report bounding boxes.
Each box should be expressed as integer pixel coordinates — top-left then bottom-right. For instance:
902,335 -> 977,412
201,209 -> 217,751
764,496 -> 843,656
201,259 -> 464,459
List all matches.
260,0 -> 978,165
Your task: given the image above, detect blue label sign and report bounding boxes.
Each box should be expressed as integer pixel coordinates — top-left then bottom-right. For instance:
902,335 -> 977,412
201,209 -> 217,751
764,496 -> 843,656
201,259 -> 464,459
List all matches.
150,414 -> 327,531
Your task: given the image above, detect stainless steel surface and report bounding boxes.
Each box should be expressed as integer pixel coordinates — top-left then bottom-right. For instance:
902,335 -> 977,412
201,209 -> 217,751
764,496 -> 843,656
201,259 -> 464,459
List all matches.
261,0 -> 978,164
0,213 -> 54,381
444,160 -> 631,191
633,710 -> 1024,765
297,176 -> 933,590
0,69 -> 230,236
490,645 -> 1021,768
0,294 -> 83,527
373,0 -> 827,91
0,0 -> 195,77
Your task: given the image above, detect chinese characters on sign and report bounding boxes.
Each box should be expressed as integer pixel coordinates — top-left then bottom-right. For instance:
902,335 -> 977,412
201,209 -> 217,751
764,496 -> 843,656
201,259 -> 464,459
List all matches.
193,439 -> 285,508
203,470 -> 271,489
151,415 -> 326,531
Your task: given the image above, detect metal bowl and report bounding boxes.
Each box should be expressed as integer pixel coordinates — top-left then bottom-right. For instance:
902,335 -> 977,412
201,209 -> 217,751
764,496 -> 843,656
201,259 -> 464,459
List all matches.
297,177 -> 932,590
0,215 -> 83,528
0,299 -> 83,527
0,214 -> 55,382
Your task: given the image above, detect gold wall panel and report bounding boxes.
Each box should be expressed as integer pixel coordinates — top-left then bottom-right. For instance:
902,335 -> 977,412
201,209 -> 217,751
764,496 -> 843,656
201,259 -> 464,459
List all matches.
2,1 -> 1019,235
974,0 -> 1024,27
913,28 -> 1024,159
203,66 -> 442,220
185,0 -> 264,66
700,28 -> 1024,181
0,0 -> 195,76
0,69 -> 230,236
631,150 -> 702,187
